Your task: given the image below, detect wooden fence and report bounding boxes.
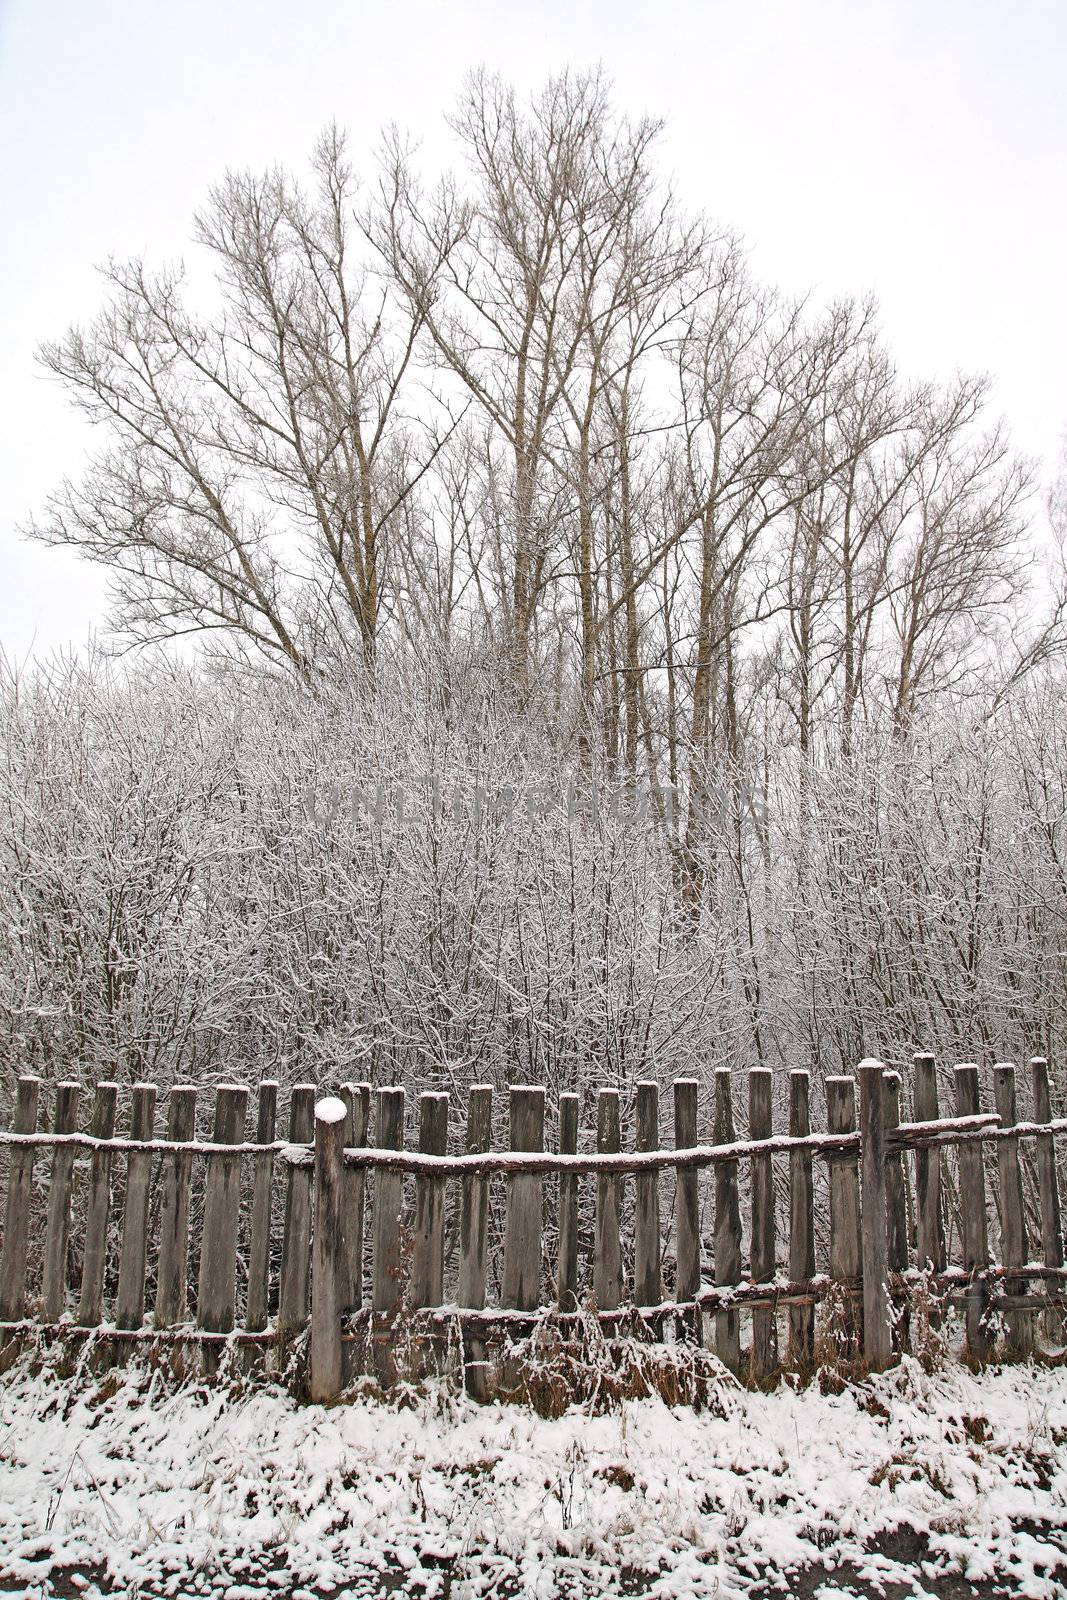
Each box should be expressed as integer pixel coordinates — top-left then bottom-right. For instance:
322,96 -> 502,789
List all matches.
1,1056 -> 1065,1403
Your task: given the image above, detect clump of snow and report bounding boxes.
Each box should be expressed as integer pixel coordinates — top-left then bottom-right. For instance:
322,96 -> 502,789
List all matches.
0,1353 -> 1064,1597
315,1095 -> 348,1124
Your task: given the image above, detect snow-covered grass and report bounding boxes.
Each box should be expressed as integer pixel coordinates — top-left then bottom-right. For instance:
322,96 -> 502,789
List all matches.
1,1350 -> 1065,1598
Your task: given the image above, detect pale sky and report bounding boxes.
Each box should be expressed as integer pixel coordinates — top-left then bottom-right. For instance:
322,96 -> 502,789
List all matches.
1,0 -> 1064,662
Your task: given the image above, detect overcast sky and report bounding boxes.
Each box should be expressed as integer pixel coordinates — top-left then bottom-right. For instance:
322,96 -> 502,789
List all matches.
1,0 -> 1064,662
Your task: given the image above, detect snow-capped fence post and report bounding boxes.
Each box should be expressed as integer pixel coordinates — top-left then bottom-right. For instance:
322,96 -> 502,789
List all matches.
556,1091 -> 580,1312
501,1086 -> 544,1312
788,1070 -> 815,1368
993,1063 -> 1033,1358
673,1078 -> 700,1342
594,1089 -> 623,1311
1030,1057 -> 1064,1343
115,1083 -> 158,1332
713,1067 -> 742,1372
197,1084 -> 248,1374
912,1053 -> 945,1275
245,1080 -> 278,1333
279,1084 -> 316,1340
634,1082 -> 662,1317
411,1092 -> 449,1312
77,1081 -> 118,1328
154,1085 -> 197,1328
372,1087 -> 406,1317
310,1096 -> 346,1402
954,1064 -> 991,1361
858,1061 -> 892,1371
459,1084 -> 493,1399
41,1081 -> 82,1322
338,1082 -> 370,1314
827,1075 -> 862,1349
0,1075 -> 41,1322
749,1068 -> 777,1379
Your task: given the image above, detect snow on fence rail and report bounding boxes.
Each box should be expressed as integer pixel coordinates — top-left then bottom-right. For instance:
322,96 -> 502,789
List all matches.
0,1056 -> 1064,1402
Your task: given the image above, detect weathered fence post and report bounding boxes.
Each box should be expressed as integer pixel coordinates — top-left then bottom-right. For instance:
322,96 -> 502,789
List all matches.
371,1087 -> 406,1318
115,1083 -> 157,1331
788,1070 -> 815,1368
954,1063 -> 991,1362
634,1082 -> 662,1317
713,1068 -> 742,1371
77,1082 -> 118,1328
557,1092 -> 580,1311
883,1071 -> 908,1351
594,1089 -> 623,1311
245,1081 -> 278,1334
41,1082 -> 82,1322
279,1084 -> 316,1340
749,1068 -> 777,1380
501,1086 -> 544,1312
459,1085 -> 493,1399
1030,1057 -> 1064,1343
338,1082 -> 370,1314
912,1053 -> 945,1275
673,1078 -> 700,1342
993,1063 -> 1032,1357
155,1085 -> 197,1328
197,1084 -> 248,1374
858,1061 -> 892,1370
827,1075 -> 862,1349
411,1092 -> 449,1318
310,1096 -> 346,1402
0,1076 -> 41,1322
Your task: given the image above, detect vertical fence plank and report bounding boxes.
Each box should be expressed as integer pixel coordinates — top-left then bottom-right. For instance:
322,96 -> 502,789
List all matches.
1030,1056 -> 1065,1343
501,1087 -> 544,1312
713,1068 -> 742,1372
459,1085 -> 493,1399
310,1097 -> 346,1402
0,1077 -> 41,1322
371,1087 -> 406,1315
338,1082 -> 370,1314
749,1068 -> 777,1379
594,1089 -> 623,1311
197,1084 -> 248,1372
858,1061 -> 892,1371
827,1075 -> 862,1349
115,1084 -> 158,1331
954,1064 -> 991,1362
993,1063 -> 1032,1358
788,1070 -> 815,1368
557,1092 -> 580,1311
634,1082 -> 662,1312
912,1053 -> 945,1274
279,1084 -> 316,1338
883,1072 -> 908,1275
673,1078 -> 700,1342
41,1082 -> 82,1322
459,1086 -> 493,1308
883,1070 -> 908,1352
411,1092 -> 449,1309
154,1086 -> 197,1328
76,1083 -> 118,1328
245,1081 -> 278,1333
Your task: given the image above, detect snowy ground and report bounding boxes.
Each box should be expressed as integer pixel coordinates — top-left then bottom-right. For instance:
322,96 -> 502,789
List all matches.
1,1351 -> 1066,1599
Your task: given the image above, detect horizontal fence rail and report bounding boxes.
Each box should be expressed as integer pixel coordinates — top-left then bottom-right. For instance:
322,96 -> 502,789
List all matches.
0,1056 -> 1064,1403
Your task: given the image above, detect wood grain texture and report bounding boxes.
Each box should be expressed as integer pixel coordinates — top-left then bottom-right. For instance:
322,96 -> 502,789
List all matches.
0,1077 -> 41,1321
713,1068 -> 742,1371
41,1083 -> 82,1323
501,1087 -> 544,1312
